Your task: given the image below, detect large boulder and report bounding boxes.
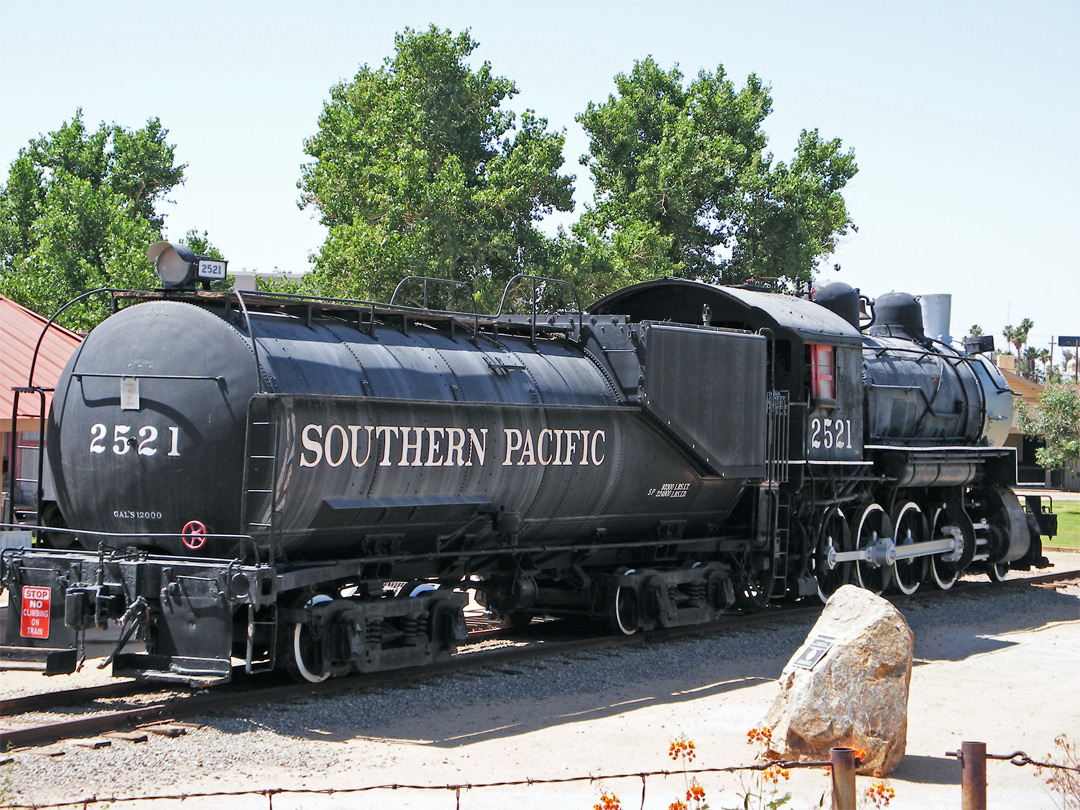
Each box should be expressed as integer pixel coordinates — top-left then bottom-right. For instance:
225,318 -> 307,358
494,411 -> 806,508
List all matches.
762,584 -> 913,776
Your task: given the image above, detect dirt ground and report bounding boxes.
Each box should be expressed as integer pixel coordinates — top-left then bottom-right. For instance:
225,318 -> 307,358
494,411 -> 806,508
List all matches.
2,552 -> 1078,809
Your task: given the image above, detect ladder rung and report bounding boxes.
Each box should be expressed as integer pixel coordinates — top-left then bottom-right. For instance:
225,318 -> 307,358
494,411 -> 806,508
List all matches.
247,489 -> 273,494
250,455 -> 275,460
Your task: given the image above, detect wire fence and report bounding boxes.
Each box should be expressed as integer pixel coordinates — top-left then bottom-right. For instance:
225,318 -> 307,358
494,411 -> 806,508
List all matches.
2,748 -> 1078,810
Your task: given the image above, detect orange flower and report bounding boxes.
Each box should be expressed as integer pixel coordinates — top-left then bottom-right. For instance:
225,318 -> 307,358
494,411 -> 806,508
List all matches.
668,735 -> 697,762
863,781 -> 896,807
687,783 -> 706,802
746,726 -> 773,746
668,802 -> 688,810
593,792 -> 621,810
764,764 -> 790,784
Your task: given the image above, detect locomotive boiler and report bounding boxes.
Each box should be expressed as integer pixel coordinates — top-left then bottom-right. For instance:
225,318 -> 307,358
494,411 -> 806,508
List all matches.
0,244 -> 1055,684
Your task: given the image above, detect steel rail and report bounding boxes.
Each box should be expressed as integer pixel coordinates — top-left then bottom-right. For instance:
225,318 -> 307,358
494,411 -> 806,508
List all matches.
2,567 -> 1075,751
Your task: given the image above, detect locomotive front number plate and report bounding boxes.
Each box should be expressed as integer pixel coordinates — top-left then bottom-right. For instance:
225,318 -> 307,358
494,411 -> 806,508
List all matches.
20,586 -> 51,639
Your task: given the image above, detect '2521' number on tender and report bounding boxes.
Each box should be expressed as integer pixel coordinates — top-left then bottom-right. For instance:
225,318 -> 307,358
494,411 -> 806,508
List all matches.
89,423 -> 181,457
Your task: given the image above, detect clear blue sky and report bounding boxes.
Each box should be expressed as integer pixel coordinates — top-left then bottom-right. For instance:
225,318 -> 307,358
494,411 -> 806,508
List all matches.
2,0 -> 1077,356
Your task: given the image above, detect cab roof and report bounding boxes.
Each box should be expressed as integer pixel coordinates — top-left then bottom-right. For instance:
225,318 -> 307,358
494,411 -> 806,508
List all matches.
590,278 -> 863,347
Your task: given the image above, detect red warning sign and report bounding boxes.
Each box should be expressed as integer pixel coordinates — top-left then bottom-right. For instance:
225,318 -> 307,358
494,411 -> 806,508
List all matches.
20,586 -> 51,639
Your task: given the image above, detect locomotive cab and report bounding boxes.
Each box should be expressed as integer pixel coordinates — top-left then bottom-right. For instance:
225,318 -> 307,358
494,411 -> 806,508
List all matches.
591,278 -> 867,470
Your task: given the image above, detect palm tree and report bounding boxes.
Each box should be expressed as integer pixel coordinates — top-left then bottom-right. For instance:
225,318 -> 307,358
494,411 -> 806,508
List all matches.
1003,319 -> 1035,374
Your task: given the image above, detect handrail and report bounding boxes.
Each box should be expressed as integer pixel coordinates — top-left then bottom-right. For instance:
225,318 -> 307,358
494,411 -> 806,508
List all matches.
233,290 -> 266,395
7,288 -> 115,526
25,287 -> 114,388
389,276 -> 476,314
492,274 -> 583,346
0,523 -> 263,567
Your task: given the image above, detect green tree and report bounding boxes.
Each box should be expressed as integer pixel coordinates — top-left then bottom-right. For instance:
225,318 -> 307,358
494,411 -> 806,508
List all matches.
1003,319 -> 1040,378
0,110 -> 187,330
1023,345 -> 1051,382
1017,386 -> 1080,470
573,57 -> 858,293
299,26 -> 574,309
1002,319 -> 1034,357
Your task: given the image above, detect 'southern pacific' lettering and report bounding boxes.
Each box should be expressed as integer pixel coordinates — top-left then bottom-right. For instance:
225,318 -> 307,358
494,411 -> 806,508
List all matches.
298,423 -> 489,469
298,423 -> 602,469
501,428 -> 605,467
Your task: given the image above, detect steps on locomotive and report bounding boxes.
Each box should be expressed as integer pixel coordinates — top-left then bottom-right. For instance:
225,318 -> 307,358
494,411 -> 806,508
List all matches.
0,645 -> 78,675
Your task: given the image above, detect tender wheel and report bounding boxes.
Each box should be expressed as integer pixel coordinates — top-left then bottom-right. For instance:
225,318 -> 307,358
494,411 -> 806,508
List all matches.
608,569 -> 639,636
812,507 -> 850,603
891,501 -> 928,596
853,503 -> 893,595
398,582 -> 437,598
38,502 -> 74,549
928,507 -> 959,590
986,562 -> 1009,583
286,595 -> 331,683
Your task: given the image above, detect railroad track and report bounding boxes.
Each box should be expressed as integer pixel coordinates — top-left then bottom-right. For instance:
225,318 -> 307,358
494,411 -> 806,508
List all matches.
3,567 -> 1076,751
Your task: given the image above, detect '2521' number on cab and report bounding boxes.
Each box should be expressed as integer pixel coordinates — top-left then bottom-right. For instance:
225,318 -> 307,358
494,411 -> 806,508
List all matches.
810,416 -> 854,451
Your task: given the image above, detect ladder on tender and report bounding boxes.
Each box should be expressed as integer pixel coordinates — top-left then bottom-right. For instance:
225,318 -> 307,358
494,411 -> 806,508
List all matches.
762,391 -> 792,598
239,396 -> 279,674
240,396 -> 279,554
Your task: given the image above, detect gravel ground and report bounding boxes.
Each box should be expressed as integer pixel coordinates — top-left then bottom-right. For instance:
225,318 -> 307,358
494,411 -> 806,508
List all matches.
2,553 -> 1078,810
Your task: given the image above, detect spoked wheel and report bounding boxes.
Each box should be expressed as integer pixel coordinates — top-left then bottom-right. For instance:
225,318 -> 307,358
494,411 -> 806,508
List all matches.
891,501 -> 928,596
852,503 -> 893,594
928,507 -> 959,590
812,506 -> 851,603
286,595 -> 332,683
608,569 -> 639,636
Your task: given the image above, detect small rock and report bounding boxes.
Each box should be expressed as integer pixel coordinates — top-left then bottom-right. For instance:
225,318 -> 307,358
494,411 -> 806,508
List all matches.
104,730 -> 148,743
144,724 -> 187,737
71,737 -> 112,749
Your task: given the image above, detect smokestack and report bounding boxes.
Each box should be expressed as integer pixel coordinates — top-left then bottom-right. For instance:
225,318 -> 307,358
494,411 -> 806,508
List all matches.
919,294 -> 952,345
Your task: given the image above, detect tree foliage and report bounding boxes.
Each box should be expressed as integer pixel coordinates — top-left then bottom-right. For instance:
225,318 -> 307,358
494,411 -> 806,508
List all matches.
1002,319 -> 1034,355
298,26 -> 574,309
1001,318 -> 1054,380
1017,385 -> 1080,470
0,111 -> 186,330
573,57 -> 858,294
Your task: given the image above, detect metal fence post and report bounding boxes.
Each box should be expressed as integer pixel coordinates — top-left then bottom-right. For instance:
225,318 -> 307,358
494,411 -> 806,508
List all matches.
831,747 -> 857,810
961,740 -> 987,809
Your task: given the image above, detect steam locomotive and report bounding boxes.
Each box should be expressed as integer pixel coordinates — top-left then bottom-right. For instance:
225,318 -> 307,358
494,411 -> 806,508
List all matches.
0,242 -> 1055,684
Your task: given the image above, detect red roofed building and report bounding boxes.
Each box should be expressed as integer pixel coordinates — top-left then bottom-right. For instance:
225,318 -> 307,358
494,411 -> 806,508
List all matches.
1,295 -> 83,518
